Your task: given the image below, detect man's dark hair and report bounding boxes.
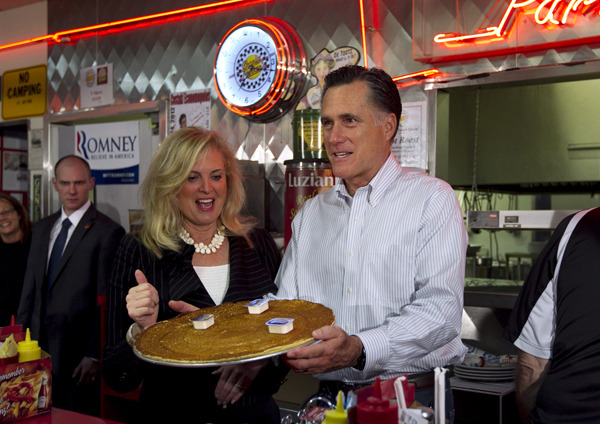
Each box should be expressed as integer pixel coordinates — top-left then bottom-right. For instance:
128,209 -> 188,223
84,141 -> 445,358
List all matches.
54,154 -> 92,178
322,65 -> 402,140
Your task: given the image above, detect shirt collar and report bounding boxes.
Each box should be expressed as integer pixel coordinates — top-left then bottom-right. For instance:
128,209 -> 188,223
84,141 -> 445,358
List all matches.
60,199 -> 91,229
334,154 -> 401,206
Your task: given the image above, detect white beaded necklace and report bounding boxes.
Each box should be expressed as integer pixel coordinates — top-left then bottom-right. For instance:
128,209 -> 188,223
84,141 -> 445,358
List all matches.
179,226 -> 225,254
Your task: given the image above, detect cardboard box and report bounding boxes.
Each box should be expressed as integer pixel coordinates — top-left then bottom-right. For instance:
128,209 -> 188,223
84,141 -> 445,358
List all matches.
0,352 -> 51,422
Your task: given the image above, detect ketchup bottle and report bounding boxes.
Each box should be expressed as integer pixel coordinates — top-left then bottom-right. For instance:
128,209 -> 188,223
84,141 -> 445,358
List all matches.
356,377 -> 398,424
37,375 -> 49,410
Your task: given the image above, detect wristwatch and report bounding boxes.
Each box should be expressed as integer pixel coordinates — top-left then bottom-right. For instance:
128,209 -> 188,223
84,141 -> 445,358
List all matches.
353,346 -> 366,371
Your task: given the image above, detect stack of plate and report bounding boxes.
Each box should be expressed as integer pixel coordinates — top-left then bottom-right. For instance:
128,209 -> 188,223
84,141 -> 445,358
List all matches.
454,364 -> 515,382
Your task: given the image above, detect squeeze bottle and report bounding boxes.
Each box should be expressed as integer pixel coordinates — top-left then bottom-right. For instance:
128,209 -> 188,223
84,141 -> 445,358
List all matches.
323,391 -> 347,424
17,328 -> 41,362
356,377 -> 398,424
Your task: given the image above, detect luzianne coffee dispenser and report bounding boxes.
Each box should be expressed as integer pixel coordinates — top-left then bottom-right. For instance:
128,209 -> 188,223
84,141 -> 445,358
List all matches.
283,109 -> 334,248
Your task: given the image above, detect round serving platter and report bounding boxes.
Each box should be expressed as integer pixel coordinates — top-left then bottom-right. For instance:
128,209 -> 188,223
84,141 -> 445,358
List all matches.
131,299 -> 334,368
133,339 -> 315,368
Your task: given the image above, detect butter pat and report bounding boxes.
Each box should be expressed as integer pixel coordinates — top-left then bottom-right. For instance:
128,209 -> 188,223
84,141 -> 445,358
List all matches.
246,299 -> 269,314
190,314 -> 215,330
266,318 -> 294,334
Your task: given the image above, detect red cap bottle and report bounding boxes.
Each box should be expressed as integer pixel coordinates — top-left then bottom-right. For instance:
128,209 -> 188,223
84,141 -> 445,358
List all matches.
356,377 -> 398,424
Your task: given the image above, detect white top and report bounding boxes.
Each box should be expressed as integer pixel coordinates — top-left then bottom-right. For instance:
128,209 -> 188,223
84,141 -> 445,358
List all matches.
512,209 -> 588,359
47,200 -> 91,265
275,154 -> 468,383
194,264 -> 230,305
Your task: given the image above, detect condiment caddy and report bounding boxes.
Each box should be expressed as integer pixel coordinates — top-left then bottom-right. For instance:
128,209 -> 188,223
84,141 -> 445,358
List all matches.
0,319 -> 52,422
290,367 -> 449,424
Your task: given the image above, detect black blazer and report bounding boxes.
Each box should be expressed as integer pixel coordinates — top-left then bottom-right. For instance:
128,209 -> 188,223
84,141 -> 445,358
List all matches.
0,236 -> 30,325
17,205 -> 125,378
102,228 -> 286,421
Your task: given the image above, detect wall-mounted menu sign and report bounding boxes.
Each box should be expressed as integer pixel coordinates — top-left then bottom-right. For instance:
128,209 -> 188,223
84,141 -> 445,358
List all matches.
1,65 -> 47,120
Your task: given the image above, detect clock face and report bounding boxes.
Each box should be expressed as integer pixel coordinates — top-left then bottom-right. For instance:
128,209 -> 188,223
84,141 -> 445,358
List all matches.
214,18 -> 308,123
215,25 -> 278,108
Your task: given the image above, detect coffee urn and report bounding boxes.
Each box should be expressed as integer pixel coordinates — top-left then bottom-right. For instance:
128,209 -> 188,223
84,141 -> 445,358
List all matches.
283,109 -> 334,247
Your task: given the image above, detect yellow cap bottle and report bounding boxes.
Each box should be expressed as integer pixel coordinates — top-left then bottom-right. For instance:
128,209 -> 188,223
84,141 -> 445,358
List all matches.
17,328 -> 41,362
323,391 -> 348,424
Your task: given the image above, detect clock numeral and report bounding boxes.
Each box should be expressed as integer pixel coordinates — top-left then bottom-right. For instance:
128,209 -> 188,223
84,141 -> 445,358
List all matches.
245,97 -> 249,103
258,91 -> 262,97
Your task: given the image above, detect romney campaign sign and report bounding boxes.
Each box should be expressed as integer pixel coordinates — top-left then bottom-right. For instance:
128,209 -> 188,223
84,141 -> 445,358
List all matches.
75,121 -> 140,184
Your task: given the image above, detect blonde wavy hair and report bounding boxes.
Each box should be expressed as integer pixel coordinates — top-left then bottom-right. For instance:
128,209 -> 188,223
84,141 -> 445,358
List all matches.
140,127 -> 255,257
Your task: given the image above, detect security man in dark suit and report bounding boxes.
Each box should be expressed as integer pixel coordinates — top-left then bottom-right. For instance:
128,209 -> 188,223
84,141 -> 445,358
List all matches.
17,155 -> 124,416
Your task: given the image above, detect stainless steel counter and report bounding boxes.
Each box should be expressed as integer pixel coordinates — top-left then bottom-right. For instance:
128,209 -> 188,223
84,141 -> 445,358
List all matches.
464,278 -> 523,309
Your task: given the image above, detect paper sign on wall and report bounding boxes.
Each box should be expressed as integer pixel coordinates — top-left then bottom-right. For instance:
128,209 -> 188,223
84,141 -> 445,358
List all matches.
169,89 -> 211,133
74,121 -> 139,184
2,151 -> 28,191
392,101 -> 428,171
79,64 -> 114,109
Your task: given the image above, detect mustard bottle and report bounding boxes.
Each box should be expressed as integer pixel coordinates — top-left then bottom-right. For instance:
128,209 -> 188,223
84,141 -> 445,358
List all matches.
323,391 -> 348,424
17,328 -> 41,362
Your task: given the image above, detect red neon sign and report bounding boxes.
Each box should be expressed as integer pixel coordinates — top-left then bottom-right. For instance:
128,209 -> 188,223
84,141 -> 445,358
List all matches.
392,69 -> 439,82
0,0 -> 435,89
358,0 -> 369,68
0,0 -> 265,51
435,0 -> 600,45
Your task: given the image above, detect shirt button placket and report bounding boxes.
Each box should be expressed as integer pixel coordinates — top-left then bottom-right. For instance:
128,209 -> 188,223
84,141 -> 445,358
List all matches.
344,194 -> 363,333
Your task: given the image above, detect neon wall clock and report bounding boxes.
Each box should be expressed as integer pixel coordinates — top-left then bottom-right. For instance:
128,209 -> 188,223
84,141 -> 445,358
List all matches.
214,17 -> 308,123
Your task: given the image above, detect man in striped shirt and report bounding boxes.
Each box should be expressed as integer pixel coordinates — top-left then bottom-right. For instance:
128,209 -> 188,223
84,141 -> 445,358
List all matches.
276,65 -> 467,411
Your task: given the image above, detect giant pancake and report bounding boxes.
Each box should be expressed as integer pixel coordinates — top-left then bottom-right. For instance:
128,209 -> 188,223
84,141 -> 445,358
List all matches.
134,299 -> 335,365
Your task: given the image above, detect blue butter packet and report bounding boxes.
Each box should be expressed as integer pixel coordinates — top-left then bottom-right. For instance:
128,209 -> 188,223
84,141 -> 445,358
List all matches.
265,318 -> 294,326
245,299 -> 269,307
191,314 -> 214,322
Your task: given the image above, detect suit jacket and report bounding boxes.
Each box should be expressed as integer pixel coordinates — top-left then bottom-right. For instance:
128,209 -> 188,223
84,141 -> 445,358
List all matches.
17,204 -> 125,378
102,229 -> 287,421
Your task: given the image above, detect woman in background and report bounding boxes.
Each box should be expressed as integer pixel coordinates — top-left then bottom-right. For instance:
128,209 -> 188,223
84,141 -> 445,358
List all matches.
0,193 -> 32,325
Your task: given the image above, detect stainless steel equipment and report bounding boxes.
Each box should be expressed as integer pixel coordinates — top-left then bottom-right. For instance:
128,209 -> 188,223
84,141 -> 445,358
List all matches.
467,210 -> 578,230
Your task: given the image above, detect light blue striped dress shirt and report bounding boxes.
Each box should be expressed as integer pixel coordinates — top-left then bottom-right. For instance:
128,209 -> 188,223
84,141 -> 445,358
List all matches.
275,154 -> 468,384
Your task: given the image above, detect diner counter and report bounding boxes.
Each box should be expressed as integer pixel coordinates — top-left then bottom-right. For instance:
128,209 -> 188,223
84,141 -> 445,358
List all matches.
22,408 -> 122,424
464,278 -> 523,309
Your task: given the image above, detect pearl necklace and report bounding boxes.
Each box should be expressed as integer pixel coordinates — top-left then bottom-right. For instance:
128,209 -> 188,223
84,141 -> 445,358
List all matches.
179,226 -> 225,254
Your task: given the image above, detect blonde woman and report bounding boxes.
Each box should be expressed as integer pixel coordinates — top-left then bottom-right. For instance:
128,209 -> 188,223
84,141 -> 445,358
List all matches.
103,127 -> 285,424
